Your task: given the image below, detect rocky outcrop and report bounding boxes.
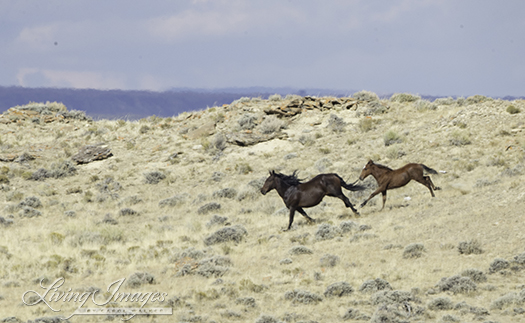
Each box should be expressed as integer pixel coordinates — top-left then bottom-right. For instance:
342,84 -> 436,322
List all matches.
71,143 -> 113,164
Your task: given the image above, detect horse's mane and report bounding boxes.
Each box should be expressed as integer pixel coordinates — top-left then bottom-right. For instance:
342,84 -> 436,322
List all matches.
371,162 -> 393,171
274,170 -> 303,186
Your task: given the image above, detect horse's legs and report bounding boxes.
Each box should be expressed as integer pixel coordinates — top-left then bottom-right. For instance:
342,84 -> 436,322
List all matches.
425,176 -> 441,191
380,191 -> 387,210
297,207 -> 315,223
360,186 -> 385,208
415,176 -> 435,197
339,194 -> 359,215
285,207 -> 297,231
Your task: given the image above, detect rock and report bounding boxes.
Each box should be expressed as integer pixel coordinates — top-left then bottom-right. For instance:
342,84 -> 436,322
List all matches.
186,121 -> 216,139
226,131 -> 287,146
71,143 -> 113,164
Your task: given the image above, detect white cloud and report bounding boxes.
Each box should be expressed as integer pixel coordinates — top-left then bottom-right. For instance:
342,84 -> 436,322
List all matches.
17,24 -> 60,50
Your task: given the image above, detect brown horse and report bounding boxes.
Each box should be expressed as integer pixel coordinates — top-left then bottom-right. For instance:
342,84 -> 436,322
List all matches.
359,160 -> 440,210
261,171 -> 364,231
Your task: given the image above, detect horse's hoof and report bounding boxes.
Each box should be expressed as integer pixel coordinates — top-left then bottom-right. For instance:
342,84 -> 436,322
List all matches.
435,187 -> 441,191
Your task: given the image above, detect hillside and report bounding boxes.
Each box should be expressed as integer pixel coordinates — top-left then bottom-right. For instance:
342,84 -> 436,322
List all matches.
0,92 -> 524,322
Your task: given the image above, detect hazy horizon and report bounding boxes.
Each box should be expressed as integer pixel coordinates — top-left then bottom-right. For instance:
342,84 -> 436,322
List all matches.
1,1 -> 524,97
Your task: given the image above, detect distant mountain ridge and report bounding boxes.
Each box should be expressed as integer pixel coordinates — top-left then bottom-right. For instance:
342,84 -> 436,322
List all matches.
1,86 -> 522,120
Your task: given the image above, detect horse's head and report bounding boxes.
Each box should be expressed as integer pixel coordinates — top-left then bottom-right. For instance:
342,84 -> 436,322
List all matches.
359,160 -> 374,180
261,170 -> 277,195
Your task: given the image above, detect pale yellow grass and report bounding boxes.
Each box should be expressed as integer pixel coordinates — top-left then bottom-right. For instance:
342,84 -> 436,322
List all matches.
0,97 -> 524,322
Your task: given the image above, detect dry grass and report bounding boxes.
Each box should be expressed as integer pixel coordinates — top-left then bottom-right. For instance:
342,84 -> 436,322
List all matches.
1,96 -> 525,322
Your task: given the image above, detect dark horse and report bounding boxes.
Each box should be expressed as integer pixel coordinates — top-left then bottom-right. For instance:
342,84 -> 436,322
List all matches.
261,171 -> 365,231
359,160 -> 440,210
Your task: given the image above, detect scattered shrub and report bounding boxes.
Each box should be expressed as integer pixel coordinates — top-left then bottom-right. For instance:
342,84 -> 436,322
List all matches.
339,221 -> 358,233
359,278 -> 393,294
298,134 -> 315,146
195,256 -> 232,278
198,202 -> 221,215
449,130 -> 471,146
315,223 -> 340,241
255,315 -> 282,323
143,171 -> 166,184
506,105 -> 521,114
238,113 -> 258,130
280,258 -> 293,265
235,163 -> 253,175
284,289 -> 323,305
490,292 -> 519,310
139,125 -> 150,134
371,290 -> 414,305
324,281 -> 354,297
436,275 -> 477,294
18,196 -> 42,209
158,194 -> 188,208
458,240 -> 483,255
319,254 -> 340,268
384,130 -> 402,146
390,93 -> 421,103
206,215 -> 228,227
119,208 -> 139,216
235,296 -> 256,307
19,207 -> 42,218
488,258 -> 510,274
403,243 -> 425,259
428,297 -> 453,311
364,101 -> 388,115
258,116 -> 286,134
314,157 -> 332,172
433,97 -> 455,105
204,225 -> 247,245
64,210 -> 76,217
289,246 -> 313,255
212,188 -> 237,199
465,95 -> 489,105
353,90 -> 379,102
460,269 -> 487,283
127,272 -> 155,288
342,308 -> 369,321
327,114 -> 346,133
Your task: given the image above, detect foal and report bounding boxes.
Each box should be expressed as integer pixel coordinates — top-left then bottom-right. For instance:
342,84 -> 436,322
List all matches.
359,160 -> 440,210
261,171 -> 364,231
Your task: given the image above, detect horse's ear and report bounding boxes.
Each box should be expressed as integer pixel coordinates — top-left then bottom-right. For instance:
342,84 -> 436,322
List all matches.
368,160 -> 373,164
270,170 -> 275,175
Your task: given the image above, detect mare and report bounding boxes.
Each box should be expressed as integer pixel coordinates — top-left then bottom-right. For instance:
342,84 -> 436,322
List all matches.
359,160 -> 440,210
261,171 -> 364,231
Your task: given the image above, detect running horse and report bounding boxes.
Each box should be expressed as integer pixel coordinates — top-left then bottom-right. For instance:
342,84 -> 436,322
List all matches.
359,160 -> 440,210
260,171 -> 365,231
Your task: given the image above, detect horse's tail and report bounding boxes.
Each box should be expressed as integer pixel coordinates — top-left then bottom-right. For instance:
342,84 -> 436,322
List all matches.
337,175 -> 366,191
421,164 -> 438,174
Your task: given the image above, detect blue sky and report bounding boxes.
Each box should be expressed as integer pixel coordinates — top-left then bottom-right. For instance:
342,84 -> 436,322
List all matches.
1,0 -> 524,97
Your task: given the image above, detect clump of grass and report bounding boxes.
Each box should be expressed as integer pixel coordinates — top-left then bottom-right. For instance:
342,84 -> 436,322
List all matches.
390,93 -> 420,103
324,281 -> 354,298
364,101 -> 388,115
318,147 -> 331,154
158,194 -> 188,208
506,105 -> 521,114
403,243 -> 425,259
315,157 -> 332,172
414,99 -> 436,111
384,130 -> 402,146
449,130 -> 471,146
119,208 -> 139,216
239,278 -> 266,293
18,196 -> 42,209
458,240 -> 483,255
